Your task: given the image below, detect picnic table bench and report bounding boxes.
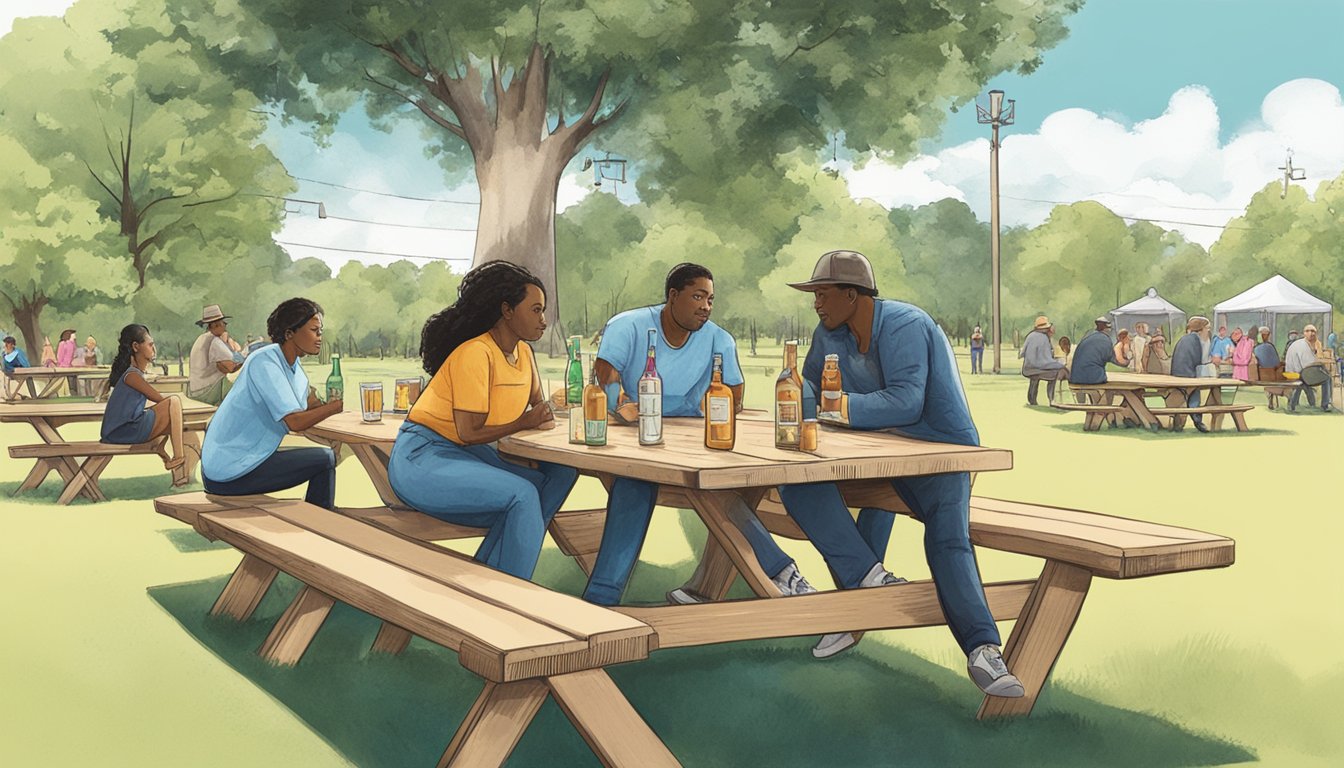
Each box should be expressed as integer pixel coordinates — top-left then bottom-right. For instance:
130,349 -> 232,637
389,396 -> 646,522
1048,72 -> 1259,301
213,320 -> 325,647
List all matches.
3,399 -> 215,503
155,492 -> 675,767
1049,401 -> 1125,431
1060,373 -> 1254,432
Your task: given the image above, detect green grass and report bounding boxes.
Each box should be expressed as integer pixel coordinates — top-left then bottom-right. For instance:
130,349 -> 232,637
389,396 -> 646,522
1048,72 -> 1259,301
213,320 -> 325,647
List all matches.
1,346 -> 1338,766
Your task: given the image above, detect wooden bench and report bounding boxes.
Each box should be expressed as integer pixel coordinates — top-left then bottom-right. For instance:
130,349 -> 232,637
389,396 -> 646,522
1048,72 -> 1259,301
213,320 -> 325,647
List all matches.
1049,402 -> 1125,431
633,487 -> 1234,719
9,438 -> 182,504
1148,403 -> 1254,431
155,492 -> 676,767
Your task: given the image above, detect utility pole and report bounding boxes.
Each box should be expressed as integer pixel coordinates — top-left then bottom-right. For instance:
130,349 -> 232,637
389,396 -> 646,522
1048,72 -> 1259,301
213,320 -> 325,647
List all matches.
977,89 -> 1015,374
1279,149 -> 1306,198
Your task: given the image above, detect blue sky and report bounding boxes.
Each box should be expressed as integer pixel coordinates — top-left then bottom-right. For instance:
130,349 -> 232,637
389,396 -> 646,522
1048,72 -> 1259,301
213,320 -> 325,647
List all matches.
4,1 -> 1343,264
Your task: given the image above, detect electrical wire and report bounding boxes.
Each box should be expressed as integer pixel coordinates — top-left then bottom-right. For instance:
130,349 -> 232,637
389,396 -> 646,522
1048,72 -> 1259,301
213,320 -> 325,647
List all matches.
321,213 -> 477,232
290,175 -> 480,205
1001,194 -> 1254,230
275,240 -> 471,261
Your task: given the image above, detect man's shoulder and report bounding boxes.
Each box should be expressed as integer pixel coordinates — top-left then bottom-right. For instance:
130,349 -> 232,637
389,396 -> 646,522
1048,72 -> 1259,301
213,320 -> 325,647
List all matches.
605,305 -> 659,330
876,299 -> 932,332
702,319 -> 737,347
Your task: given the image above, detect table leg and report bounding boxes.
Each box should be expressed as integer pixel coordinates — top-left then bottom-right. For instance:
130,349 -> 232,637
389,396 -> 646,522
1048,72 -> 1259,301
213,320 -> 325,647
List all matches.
211,554 -> 279,621
370,622 -> 414,655
1163,389 -> 1188,430
548,669 -> 680,768
35,377 -> 64,399
258,584 -> 336,666
977,560 -> 1092,720
1117,390 -> 1159,429
349,443 -> 403,508
682,489 -> 781,598
182,429 -> 203,483
682,538 -> 740,601
438,680 -> 550,768
56,455 -> 112,505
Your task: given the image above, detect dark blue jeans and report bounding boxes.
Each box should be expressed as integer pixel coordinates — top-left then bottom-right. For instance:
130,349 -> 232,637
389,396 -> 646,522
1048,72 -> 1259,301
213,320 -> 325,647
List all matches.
777,472 -> 1000,655
203,447 -> 336,510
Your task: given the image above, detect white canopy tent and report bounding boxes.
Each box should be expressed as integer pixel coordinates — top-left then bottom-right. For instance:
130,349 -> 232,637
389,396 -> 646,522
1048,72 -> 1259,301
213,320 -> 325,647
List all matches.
1213,275 -> 1333,344
1107,287 -> 1186,339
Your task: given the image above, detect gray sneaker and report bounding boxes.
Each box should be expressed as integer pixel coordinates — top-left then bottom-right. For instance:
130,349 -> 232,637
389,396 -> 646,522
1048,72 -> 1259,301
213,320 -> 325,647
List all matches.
665,586 -> 709,605
813,563 -> 907,659
967,644 -> 1025,697
771,562 -> 817,597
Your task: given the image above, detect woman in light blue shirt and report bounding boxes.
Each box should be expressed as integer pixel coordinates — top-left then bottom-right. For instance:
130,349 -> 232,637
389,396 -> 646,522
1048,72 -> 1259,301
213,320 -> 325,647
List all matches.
201,298 -> 343,509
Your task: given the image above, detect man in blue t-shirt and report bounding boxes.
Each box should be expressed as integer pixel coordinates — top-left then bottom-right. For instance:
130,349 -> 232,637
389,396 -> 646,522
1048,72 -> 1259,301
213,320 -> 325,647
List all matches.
3,335 -> 36,398
774,250 -> 1024,698
582,263 -> 817,607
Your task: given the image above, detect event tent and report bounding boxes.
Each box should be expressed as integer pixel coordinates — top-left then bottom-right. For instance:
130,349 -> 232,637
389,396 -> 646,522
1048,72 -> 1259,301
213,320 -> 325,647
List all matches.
1213,274 -> 1333,342
1107,287 -> 1186,339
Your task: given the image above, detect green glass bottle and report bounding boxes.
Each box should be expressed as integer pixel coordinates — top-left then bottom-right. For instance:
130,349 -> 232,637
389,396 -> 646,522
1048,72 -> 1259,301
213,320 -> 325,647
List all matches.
566,336 -> 584,406
326,353 -> 344,403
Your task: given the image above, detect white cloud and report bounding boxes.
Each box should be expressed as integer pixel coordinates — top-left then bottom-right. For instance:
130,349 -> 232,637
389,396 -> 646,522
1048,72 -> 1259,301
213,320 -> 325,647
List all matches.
845,79 -> 1344,246
0,1 -> 75,37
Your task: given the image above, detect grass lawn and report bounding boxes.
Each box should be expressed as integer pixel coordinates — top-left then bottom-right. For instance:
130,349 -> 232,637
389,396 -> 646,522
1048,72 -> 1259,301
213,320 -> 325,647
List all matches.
1,345 -> 1338,766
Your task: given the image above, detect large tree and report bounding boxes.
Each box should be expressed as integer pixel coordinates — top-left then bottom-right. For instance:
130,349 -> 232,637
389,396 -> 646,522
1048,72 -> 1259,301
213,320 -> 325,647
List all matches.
180,0 -> 1081,339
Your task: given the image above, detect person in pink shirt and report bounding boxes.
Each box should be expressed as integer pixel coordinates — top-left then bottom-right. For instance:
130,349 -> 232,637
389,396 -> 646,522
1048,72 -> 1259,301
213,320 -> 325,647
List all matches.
56,329 -> 78,367
1230,326 -> 1253,380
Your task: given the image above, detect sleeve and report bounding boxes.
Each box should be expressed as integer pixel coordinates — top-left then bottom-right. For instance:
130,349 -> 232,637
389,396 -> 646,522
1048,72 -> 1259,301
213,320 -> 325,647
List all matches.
595,314 -> 636,373
800,330 -> 824,418
16,350 -> 30,368
845,319 -> 928,430
446,343 -> 493,413
208,336 -> 233,365
250,354 -> 306,423
718,331 -> 745,387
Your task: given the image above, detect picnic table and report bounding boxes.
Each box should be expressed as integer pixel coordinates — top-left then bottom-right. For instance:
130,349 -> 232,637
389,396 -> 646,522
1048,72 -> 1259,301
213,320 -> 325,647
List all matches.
77,373 -> 190,401
2,398 -> 215,504
3,366 -> 106,400
1064,372 -> 1253,432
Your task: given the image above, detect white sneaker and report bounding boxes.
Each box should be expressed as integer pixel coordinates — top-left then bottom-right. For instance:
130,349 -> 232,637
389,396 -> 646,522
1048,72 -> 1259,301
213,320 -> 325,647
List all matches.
665,586 -> 709,605
813,563 -> 908,659
967,644 -> 1025,697
771,562 -> 817,597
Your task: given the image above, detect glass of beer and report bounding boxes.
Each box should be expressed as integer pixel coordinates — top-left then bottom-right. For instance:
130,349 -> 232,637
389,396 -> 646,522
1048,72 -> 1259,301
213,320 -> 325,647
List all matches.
393,376 -> 424,413
360,382 -> 384,423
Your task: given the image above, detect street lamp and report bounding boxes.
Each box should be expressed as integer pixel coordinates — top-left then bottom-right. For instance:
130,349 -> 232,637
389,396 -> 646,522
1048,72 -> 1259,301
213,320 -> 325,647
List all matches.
977,89 -> 1014,374
581,154 -> 627,188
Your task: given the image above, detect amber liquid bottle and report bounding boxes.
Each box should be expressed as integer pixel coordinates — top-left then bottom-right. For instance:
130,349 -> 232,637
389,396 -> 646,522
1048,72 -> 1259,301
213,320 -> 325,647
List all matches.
583,356 -> 608,446
775,341 -> 802,449
820,353 -> 843,413
703,353 -> 735,450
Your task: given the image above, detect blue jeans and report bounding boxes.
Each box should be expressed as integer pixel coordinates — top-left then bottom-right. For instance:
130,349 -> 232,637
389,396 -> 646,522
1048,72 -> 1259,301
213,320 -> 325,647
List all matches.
970,347 -> 983,374
583,478 -> 795,605
777,473 -> 1000,655
1289,379 -> 1328,410
387,422 -> 578,580
203,447 -> 336,510
1186,390 -> 1204,426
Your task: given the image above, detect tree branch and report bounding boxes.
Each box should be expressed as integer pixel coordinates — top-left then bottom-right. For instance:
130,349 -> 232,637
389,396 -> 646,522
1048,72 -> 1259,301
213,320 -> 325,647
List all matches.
364,69 -> 467,139
83,160 -> 122,206
140,191 -> 193,219
181,190 -> 240,208
781,24 -> 849,63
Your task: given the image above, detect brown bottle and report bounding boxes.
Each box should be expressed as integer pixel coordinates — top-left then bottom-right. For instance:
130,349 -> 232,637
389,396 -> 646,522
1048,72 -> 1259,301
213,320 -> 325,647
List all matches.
704,353 -> 735,450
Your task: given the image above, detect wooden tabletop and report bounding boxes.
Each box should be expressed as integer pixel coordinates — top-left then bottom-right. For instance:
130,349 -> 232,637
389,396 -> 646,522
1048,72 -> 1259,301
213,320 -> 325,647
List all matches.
304,409 -> 404,444
0,398 -> 216,420
1095,372 -> 1246,389
9,366 -> 106,377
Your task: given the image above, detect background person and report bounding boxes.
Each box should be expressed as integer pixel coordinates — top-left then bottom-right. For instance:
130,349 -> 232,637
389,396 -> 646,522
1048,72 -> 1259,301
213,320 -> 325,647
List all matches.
56,329 -> 78,367
201,298 -> 341,510
1170,316 -> 1214,432
387,262 -> 578,581
188,304 -> 241,405
100,324 -> 188,484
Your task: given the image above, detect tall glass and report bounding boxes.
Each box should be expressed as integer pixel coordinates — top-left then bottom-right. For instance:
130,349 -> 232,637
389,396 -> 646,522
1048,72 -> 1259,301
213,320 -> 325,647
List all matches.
360,382 -> 384,423
393,376 -> 424,413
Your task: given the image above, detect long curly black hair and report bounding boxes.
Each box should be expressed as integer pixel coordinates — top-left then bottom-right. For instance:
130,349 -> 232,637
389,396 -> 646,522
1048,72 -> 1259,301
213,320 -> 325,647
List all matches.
107,324 -> 150,390
420,261 -> 545,376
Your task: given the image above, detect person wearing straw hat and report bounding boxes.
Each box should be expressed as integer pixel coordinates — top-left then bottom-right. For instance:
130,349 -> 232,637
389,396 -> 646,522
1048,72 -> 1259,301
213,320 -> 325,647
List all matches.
773,249 -> 1024,698
187,304 -> 241,405
1018,315 -> 1066,405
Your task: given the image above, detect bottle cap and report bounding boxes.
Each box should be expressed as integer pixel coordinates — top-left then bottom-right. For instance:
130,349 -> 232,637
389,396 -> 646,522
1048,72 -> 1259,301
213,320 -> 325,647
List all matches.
824,354 -> 839,362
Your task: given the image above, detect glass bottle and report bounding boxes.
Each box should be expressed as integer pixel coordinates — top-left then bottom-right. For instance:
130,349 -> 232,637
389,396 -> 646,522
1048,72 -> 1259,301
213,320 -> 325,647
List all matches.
326,353 -> 344,404
638,328 -> 663,445
565,336 -> 584,406
583,355 -> 608,446
569,353 -> 586,444
704,353 -> 735,450
775,341 -> 802,449
820,353 -> 843,413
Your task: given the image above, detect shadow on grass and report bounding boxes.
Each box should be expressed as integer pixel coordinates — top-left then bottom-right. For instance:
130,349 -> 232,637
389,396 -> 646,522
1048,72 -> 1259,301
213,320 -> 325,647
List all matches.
1046,423 -> 1297,439
158,527 -> 232,553
0,474 -> 194,505
148,547 -> 1253,767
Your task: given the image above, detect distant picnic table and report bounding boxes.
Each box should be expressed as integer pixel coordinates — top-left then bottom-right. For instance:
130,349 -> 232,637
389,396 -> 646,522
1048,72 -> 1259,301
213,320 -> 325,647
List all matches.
3,398 -> 214,504
3,366 -> 106,400
1059,371 -> 1254,432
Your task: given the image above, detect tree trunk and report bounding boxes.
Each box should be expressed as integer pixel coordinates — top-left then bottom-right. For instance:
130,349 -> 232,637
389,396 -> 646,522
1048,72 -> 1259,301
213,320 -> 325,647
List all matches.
10,294 -> 48,361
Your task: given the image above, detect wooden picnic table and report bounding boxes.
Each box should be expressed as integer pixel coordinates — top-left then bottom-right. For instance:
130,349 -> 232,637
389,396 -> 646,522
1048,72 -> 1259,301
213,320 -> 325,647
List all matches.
1074,372 -> 1252,431
1,398 -> 215,503
3,366 -> 106,400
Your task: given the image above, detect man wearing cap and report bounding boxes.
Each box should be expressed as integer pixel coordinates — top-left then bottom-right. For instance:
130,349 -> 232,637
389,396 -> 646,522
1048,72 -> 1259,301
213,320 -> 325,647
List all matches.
1171,316 -> 1215,431
772,249 -> 1025,698
188,304 -> 241,405
1018,315 -> 1066,405
1068,317 -> 1124,387
1285,324 -> 1330,412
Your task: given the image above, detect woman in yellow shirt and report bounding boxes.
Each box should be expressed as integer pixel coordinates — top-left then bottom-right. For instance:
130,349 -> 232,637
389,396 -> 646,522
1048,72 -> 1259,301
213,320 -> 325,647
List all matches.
388,261 -> 577,579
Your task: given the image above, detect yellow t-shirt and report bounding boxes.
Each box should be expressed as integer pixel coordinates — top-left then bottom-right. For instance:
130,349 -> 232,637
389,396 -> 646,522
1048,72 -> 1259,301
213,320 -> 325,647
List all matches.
409,332 -> 535,444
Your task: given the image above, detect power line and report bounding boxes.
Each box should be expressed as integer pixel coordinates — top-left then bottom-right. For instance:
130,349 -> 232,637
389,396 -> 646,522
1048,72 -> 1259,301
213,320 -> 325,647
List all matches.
1073,191 -> 1246,212
1001,194 -> 1253,230
290,175 -> 480,205
322,213 -> 477,232
275,240 -> 472,262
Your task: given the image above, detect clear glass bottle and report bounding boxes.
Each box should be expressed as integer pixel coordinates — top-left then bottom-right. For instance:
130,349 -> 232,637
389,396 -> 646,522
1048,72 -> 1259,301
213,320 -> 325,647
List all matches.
325,353 -> 344,404
583,355 -> 607,446
775,341 -> 802,449
820,353 -> 843,413
637,328 -> 663,445
704,353 -> 735,450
